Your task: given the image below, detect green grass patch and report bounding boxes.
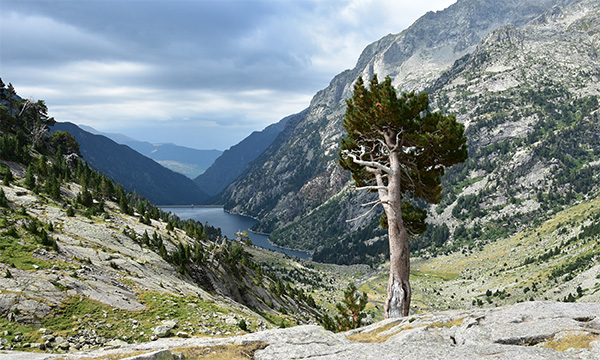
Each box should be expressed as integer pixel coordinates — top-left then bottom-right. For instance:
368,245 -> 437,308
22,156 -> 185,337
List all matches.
0,232 -> 53,270
38,292 -> 242,346
254,309 -> 294,329
44,295 -> 116,335
0,317 -> 41,346
413,269 -> 460,281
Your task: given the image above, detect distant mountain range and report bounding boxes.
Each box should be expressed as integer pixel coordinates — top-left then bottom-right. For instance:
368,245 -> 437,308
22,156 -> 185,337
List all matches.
51,122 -> 209,205
194,112 -> 294,198
51,120 -> 290,205
79,125 -> 222,179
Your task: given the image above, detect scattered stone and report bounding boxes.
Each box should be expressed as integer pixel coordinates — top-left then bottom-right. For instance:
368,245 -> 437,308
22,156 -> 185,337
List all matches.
106,339 -> 128,347
152,326 -> 172,338
29,343 -> 45,350
162,319 -> 178,329
38,328 -> 51,335
121,349 -> 184,360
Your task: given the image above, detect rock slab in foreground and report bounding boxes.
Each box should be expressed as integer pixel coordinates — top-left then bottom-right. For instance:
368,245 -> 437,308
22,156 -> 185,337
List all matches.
2,302 -> 600,360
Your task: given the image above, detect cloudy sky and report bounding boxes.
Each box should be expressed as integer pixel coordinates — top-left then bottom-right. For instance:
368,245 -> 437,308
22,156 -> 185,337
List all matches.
1,0 -> 456,150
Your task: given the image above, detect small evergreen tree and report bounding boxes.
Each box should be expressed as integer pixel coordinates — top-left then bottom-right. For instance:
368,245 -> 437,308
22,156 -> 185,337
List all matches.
44,176 -> 61,200
0,188 -> 8,207
3,169 -> 13,185
142,230 -> 150,246
66,206 -> 75,217
321,283 -> 368,332
24,165 -> 36,189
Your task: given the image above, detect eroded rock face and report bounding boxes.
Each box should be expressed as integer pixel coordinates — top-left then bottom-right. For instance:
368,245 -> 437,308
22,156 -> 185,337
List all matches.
5,302 -> 599,360
339,301 -> 600,360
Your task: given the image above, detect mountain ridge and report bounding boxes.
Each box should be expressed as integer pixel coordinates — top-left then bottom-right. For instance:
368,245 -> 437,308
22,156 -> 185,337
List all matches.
78,125 -> 222,179
196,112 -> 293,198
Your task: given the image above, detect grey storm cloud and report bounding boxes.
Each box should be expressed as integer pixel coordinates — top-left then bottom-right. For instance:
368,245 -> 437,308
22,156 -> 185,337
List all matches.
0,0 -> 457,150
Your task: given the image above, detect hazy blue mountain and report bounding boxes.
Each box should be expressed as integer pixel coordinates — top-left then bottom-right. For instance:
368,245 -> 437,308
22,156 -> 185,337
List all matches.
194,113 -> 295,198
52,122 -> 209,205
79,125 -> 222,179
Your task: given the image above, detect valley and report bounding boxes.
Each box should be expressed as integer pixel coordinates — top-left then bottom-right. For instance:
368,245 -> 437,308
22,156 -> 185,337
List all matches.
162,206 -> 311,259
2,0 -> 600,358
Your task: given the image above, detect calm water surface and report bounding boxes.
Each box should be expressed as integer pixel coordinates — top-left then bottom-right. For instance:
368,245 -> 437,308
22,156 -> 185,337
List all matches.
161,207 -> 310,260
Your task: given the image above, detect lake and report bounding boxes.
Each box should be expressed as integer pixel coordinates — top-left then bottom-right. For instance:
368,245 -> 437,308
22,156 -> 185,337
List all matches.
160,207 -> 310,260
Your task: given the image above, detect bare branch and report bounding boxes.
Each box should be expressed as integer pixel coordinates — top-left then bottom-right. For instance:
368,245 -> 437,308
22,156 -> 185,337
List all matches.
341,146 -> 392,174
355,185 -> 388,191
361,199 -> 383,207
18,97 -> 33,118
390,131 -> 403,152
377,138 -> 390,154
346,200 -> 387,223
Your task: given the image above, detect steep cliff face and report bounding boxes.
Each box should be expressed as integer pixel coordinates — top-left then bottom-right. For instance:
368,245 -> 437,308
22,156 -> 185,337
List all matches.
221,0 -> 579,249
195,114 -> 292,198
421,0 -> 600,242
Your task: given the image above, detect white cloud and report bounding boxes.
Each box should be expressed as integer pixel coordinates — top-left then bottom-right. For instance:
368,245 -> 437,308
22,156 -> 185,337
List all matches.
1,0 -> 457,150
0,12 -> 123,65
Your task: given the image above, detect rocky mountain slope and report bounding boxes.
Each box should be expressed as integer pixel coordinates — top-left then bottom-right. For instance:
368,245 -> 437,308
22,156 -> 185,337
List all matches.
5,302 -> 600,359
195,113 -> 292,198
2,77 -> 600,358
0,164 -> 320,352
221,0 -> 600,263
2,174 -> 599,358
51,122 -> 209,205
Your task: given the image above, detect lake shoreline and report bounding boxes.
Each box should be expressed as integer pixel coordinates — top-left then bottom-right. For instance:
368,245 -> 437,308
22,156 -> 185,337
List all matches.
160,207 -> 310,260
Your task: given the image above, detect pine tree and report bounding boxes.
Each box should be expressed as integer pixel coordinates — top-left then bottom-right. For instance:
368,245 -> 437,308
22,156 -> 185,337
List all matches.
321,283 -> 368,332
339,74 -> 467,317
0,188 -> 8,207
24,165 -> 36,190
2,169 -> 12,185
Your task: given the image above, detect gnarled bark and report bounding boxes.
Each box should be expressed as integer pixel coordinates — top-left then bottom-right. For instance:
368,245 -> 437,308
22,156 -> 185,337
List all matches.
382,152 -> 411,318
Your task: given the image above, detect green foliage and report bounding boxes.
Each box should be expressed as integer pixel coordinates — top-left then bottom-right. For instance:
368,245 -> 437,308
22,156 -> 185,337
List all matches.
0,223 -> 52,270
2,165 -> 13,185
37,229 -> 58,251
49,130 -> 80,156
0,188 -> 8,207
66,206 -> 75,217
43,174 -> 61,200
321,283 -> 368,332
549,252 -> 598,280
312,216 -> 388,265
24,165 -> 36,190
452,194 -> 486,220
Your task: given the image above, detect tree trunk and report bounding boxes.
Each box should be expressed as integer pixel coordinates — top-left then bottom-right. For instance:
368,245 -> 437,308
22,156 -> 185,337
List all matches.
383,148 -> 411,318
383,203 -> 411,318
